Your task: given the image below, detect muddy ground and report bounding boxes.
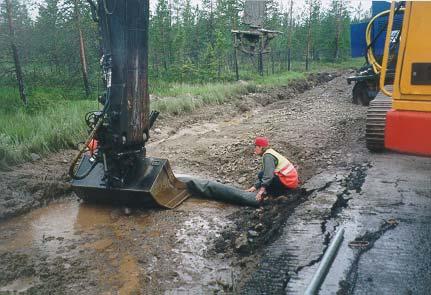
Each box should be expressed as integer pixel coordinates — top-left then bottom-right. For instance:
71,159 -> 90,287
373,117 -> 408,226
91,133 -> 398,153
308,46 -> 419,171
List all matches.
1,72 -> 430,294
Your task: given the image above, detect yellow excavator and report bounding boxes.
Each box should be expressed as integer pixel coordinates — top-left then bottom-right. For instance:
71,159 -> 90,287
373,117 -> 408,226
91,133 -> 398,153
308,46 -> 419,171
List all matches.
366,1 -> 431,156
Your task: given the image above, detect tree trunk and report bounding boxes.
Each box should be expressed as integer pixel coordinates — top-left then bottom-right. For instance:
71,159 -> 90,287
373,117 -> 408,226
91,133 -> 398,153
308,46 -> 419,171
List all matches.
305,1 -> 312,71
6,0 -> 27,106
288,0 -> 293,71
334,0 -> 342,61
73,0 -> 91,96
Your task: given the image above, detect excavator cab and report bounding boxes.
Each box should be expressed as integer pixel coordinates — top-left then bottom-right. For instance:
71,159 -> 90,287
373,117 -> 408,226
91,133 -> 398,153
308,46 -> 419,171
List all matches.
69,0 -> 190,208
366,1 -> 431,156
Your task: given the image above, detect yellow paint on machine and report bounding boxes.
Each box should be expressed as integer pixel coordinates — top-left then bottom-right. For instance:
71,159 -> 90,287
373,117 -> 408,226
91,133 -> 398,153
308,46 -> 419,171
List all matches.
393,100 -> 431,112
390,1 -> 431,112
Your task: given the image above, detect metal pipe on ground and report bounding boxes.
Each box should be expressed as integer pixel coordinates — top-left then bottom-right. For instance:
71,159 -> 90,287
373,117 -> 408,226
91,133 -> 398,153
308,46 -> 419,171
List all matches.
304,227 -> 345,295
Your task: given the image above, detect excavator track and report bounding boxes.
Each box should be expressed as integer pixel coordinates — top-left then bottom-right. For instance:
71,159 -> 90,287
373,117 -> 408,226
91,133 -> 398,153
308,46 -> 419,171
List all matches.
366,94 -> 392,152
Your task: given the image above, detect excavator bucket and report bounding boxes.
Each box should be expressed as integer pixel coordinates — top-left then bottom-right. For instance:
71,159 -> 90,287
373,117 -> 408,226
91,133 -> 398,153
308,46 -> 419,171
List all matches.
71,156 -> 190,209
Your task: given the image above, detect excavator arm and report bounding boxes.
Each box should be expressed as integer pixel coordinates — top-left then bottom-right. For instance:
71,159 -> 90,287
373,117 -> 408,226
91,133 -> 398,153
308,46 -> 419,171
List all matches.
69,0 -> 190,208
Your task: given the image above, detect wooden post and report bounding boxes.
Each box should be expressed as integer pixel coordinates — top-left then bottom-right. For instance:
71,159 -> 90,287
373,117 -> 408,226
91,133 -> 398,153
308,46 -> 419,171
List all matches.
234,46 -> 239,81
258,35 -> 264,76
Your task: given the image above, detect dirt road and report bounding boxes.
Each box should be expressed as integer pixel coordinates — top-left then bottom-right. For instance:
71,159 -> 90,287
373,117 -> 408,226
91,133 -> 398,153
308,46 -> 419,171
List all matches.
2,72 -> 429,294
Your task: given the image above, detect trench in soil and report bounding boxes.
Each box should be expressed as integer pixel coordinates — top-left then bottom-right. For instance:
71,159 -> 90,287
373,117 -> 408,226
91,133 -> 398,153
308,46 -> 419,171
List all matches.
0,72 -> 368,294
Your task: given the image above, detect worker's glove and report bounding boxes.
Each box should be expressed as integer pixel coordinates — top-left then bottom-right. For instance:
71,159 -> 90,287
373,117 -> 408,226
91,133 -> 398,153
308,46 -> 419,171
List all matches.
256,187 -> 266,202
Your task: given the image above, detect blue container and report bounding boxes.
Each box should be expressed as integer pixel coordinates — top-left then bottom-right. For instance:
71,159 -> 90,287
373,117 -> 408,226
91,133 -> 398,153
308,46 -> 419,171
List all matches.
350,1 -> 403,58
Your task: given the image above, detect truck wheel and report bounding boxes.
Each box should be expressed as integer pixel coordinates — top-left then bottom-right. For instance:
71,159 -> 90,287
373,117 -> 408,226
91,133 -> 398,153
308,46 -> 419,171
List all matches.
352,82 -> 371,106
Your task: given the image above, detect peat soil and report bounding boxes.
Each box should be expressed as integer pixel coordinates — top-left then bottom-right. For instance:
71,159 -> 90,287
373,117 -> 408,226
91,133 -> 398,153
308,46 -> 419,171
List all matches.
2,71 -> 427,294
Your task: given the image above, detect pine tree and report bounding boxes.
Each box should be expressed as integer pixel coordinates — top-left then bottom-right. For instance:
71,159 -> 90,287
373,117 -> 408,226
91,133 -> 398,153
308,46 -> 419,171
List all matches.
4,0 -> 27,105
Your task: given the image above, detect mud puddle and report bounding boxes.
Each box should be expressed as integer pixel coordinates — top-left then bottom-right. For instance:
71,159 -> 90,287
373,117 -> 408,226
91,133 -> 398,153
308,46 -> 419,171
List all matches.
0,197 -> 243,294
1,201 -> 118,256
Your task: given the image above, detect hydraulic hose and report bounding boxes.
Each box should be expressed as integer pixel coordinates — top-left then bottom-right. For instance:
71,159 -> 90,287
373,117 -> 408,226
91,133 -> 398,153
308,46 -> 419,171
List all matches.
68,117 -> 103,180
379,1 -> 397,97
366,6 -> 404,74
69,94 -> 111,180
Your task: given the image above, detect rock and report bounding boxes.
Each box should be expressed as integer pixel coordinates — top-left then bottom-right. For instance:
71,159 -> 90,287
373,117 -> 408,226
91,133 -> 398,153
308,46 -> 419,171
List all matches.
154,128 -> 162,134
248,230 -> 259,237
30,153 -> 41,161
234,234 -> 248,252
254,223 -> 264,231
237,102 -> 251,113
276,196 -> 289,203
123,207 -> 132,215
238,177 -> 246,184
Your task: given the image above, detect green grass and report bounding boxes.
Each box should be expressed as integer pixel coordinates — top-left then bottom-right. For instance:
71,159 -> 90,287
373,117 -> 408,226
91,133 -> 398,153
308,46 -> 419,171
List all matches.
0,59 -> 361,166
150,71 -> 306,114
309,58 -> 365,72
0,87 -> 97,167
252,71 -> 305,87
151,81 -> 257,114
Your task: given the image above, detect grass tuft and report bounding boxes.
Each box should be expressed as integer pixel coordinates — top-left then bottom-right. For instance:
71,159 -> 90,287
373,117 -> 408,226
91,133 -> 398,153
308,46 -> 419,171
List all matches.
0,93 -> 96,167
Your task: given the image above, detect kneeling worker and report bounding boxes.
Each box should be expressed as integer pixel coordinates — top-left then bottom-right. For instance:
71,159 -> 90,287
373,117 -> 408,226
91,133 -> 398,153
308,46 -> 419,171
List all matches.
246,136 -> 299,202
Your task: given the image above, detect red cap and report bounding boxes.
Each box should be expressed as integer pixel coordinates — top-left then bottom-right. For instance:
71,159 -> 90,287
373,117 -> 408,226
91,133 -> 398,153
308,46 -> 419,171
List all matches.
255,136 -> 269,147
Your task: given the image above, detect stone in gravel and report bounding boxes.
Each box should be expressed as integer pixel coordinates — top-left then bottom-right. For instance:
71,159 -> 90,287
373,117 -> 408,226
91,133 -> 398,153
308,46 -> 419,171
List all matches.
235,234 -> 249,252
237,102 -> 251,113
254,223 -> 264,231
238,177 -> 246,184
154,128 -> 162,134
302,172 -> 335,192
30,153 -> 41,161
248,230 -> 259,237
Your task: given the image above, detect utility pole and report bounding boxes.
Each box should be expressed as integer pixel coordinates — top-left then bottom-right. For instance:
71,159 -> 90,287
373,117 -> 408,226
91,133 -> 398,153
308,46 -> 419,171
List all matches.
6,0 -> 28,106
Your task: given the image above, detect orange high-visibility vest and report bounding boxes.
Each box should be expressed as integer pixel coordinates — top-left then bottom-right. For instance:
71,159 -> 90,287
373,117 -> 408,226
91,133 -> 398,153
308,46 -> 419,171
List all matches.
264,148 -> 298,189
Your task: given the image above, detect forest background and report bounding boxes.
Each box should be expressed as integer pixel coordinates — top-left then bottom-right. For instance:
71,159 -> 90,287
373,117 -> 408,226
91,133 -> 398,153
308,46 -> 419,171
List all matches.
0,0 -> 370,165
